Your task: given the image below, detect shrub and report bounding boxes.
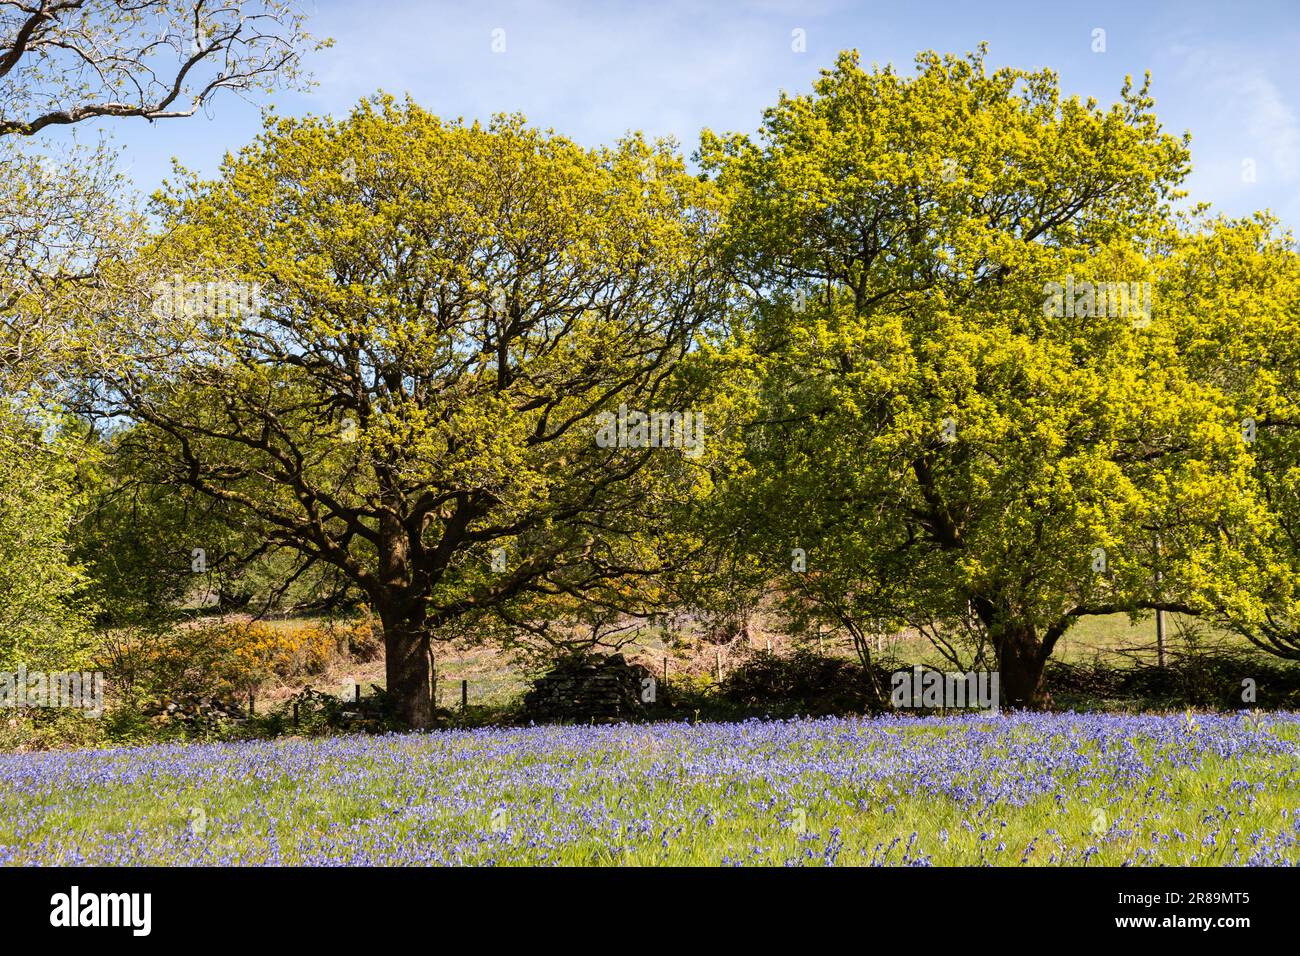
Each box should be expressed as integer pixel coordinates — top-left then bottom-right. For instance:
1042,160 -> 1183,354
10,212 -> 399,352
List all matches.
333,616 -> 382,662
0,710 -> 107,752
719,650 -> 891,716
1045,646 -> 1300,711
119,616 -> 351,705
220,619 -> 337,684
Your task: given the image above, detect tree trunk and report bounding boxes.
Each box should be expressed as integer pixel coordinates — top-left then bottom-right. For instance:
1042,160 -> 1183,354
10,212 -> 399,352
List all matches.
374,502 -> 434,729
995,622 -> 1049,710
970,596 -> 1051,710
379,604 -> 433,729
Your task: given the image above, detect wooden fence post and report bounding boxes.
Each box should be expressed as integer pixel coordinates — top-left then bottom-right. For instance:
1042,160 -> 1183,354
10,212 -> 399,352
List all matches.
1154,534 -> 1167,669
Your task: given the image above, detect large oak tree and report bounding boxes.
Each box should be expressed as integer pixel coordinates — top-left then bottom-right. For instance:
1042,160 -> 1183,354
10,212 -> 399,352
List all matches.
94,97 -> 723,727
700,49 -> 1257,707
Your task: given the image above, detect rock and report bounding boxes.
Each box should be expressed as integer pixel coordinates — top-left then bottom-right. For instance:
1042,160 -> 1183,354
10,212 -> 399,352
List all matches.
522,653 -> 654,723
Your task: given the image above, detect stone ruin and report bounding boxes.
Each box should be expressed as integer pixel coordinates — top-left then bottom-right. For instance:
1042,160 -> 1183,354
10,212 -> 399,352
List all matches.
522,653 -> 654,723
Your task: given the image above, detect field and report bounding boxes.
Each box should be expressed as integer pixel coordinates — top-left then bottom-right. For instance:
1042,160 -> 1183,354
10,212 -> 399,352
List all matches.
4,712 -> 1299,866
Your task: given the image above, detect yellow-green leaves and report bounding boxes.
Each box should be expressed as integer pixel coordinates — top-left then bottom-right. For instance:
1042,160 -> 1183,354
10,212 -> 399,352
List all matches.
107,96 -> 725,672
700,48 -> 1263,700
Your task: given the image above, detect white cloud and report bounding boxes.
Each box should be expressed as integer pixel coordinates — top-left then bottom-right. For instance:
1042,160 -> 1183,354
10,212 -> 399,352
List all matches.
1233,71 -> 1300,181
1168,40 -> 1300,224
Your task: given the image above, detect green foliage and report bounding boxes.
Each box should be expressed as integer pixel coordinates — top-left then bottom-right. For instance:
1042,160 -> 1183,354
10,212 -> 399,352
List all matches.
1157,214 -> 1300,657
90,95 -> 726,725
0,408 -> 93,669
0,0 -> 322,705
696,47 -> 1263,704
720,649 -> 890,716
6,42 -> 1300,730
74,428 -> 360,628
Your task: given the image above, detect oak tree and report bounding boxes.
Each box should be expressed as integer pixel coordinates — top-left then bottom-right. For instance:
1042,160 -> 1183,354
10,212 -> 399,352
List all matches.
701,49 -> 1254,707
95,97 -> 723,726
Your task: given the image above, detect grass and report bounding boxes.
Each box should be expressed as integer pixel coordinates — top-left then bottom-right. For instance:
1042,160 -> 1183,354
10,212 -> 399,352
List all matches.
5,610 -> 1286,755
3,712 -> 1298,865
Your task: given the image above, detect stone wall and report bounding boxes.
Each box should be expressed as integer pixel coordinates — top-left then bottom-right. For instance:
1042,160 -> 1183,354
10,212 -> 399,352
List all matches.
522,653 -> 653,723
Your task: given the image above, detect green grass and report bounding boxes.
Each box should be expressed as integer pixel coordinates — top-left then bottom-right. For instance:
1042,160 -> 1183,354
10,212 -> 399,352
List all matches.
3,712 -> 1298,865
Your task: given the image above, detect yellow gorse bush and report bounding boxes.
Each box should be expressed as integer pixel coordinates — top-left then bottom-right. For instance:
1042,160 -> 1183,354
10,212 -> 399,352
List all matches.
220,620 -> 337,684
130,617 -> 377,701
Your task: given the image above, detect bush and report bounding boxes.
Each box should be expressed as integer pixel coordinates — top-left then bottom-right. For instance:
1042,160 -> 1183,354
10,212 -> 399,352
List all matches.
334,616 -> 382,662
0,710 -> 107,752
115,616 -> 352,706
719,650 -> 891,716
219,619 -> 337,683
1045,646 -> 1300,711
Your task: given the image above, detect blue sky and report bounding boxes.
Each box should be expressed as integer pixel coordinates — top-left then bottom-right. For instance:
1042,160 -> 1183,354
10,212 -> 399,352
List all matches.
86,0 -> 1300,228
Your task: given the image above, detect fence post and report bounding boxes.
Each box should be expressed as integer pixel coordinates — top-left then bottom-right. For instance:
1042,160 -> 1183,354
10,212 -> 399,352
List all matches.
1154,534 -> 1167,669
248,689 -> 255,716
461,679 -> 468,712
354,682 -> 361,703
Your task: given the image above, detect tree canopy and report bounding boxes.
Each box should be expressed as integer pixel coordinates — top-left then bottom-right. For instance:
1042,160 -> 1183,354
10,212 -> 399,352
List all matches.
90,97 -> 724,725
6,38 -> 1300,725
697,48 -> 1268,706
